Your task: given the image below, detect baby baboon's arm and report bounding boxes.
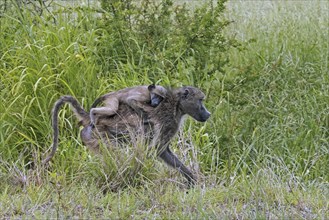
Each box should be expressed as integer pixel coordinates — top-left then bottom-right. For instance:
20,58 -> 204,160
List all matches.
125,95 -> 150,116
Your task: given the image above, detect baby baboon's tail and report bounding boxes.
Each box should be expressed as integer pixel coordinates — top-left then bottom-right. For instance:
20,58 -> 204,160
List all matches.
42,96 -> 89,165
90,95 -> 107,108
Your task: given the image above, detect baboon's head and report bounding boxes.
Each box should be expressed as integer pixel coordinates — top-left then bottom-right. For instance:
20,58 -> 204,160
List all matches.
148,84 -> 167,107
177,86 -> 211,122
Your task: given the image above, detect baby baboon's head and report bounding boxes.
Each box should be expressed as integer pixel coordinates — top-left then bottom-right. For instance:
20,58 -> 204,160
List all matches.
177,86 -> 211,122
148,84 -> 167,107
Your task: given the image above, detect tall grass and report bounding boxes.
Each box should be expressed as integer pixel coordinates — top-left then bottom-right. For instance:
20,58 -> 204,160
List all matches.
0,0 -> 328,218
217,0 -> 329,182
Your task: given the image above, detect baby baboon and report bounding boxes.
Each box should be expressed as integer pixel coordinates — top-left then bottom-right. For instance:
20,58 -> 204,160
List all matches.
90,84 -> 167,125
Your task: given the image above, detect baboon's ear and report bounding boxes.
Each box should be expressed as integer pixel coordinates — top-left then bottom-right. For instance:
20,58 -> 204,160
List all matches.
148,84 -> 156,91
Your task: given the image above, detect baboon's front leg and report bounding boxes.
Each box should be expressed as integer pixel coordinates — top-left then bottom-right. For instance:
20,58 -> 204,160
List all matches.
159,147 -> 196,187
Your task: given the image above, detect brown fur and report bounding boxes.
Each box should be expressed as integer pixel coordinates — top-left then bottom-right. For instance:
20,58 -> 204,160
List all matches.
82,86 -> 211,186
43,86 -> 210,187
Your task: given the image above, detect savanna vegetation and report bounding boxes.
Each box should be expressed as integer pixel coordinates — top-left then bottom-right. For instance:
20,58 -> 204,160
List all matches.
0,0 -> 328,218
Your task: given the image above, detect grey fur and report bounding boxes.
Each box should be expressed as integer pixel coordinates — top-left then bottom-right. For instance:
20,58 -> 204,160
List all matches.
89,85 -> 167,125
43,86 -> 210,187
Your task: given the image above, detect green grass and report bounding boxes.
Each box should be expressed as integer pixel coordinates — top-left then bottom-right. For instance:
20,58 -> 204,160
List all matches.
0,0 -> 328,218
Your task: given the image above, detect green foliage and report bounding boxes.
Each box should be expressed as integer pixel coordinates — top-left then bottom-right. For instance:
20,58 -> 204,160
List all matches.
97,0 -> 232,86
207,0 -> 329,183
0,4 -> 100,161
0,0 -> 328,218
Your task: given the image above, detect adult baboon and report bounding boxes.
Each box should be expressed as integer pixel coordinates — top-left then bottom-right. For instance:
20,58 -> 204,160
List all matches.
43,86 -> 211,187
84,86 -> 211,186
90,84 -> 167,125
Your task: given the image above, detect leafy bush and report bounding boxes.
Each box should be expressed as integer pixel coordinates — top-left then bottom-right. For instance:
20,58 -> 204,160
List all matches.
0,0 -> 236,188
97,0 -> 233,86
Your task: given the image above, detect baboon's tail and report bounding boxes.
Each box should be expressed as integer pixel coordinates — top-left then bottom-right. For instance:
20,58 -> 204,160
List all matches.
42,96 -> 89,165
